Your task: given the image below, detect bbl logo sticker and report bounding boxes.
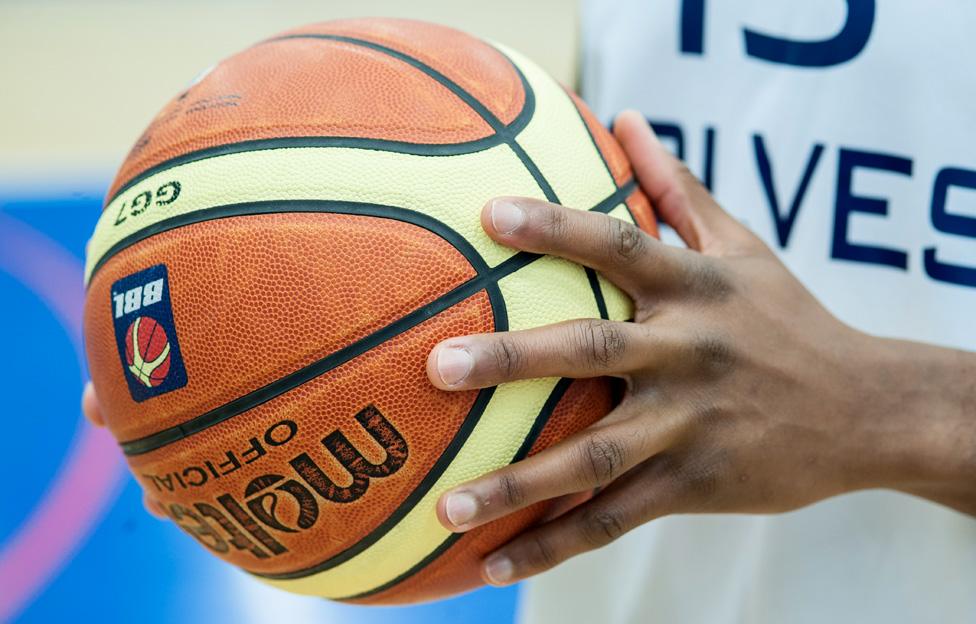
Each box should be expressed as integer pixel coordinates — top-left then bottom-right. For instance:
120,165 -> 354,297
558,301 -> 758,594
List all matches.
111,264 -> 187,401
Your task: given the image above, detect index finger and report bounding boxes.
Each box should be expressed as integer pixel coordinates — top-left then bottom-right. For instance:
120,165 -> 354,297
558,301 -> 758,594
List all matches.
82,382 -> 106,427
482,197 -> 702,300
613,110 -> 759,255
436,412 -> 671,532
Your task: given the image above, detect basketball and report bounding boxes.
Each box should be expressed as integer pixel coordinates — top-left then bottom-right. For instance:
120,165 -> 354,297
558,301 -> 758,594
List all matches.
82,17 -> 655,604
124,316 -> 172,387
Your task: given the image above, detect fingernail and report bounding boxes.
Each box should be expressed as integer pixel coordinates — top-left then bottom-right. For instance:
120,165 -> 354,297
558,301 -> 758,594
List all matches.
490,199 -> 525,235
436,346 -> 473,386
484,554 -> 514,585
444,491 -> 478,527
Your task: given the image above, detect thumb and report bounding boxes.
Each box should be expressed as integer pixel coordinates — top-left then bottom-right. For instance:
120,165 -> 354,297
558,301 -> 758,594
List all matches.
613,110 -> 755,255
82,382 -> 106,428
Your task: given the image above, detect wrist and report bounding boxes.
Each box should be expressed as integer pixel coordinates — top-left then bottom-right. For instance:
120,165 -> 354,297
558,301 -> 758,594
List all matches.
847,334 -> 976,511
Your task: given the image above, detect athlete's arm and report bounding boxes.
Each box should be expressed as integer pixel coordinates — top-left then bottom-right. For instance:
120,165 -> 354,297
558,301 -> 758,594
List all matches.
426,110 -> 976,586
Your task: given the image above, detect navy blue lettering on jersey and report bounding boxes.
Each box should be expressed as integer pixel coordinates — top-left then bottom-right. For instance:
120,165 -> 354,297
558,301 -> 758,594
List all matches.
925,168 -> 976,287
832,148 -> 912,270
680,0 -> 876,67
604,3 -> 976,290
643,120 -> 717,191
754,136 -> 825,248
635,118 -> 976,290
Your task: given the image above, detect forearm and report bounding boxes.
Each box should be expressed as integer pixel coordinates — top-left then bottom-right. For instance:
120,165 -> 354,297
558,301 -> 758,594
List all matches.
860,336 -> 976,516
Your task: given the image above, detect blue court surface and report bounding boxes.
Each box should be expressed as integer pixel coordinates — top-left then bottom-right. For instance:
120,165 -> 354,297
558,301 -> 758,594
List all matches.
0,190 -> 519,623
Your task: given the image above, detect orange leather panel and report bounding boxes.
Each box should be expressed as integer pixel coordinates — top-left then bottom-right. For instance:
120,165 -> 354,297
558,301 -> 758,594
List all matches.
626,186 -> 659,237
107,21 -> 522,199
567,90 -> 632,186
85,212 -> 478,442
283,18 -> 526,126
128,291 -> 494,575
566,89 -> 657,236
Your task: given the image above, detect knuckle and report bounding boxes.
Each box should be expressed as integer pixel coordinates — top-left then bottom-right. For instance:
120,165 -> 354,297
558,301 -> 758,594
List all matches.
659,185 -> 691,217
675,162 -> 706,190
688,400 -> 731,433
574,433 -> 626,487
606,218 -> 647,266
680,455 -> 723,501
573,320 -> 627,370
539,205 -> 569,241
578,506 -> 627,546
689,333 -> 736,376
489,337 -> 526,378
652,449 -> 727,508
524,533 -> 560,571
645,452 -> 680,485
496,472 -> 527,509
684,259 -> 734,299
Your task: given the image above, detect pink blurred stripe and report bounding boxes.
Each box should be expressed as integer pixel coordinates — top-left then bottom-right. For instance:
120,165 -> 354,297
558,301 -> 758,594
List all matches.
0,213 -> 126,622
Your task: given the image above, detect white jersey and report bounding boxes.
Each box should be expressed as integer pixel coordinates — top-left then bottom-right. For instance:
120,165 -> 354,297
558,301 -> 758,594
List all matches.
520,2 -> 976,623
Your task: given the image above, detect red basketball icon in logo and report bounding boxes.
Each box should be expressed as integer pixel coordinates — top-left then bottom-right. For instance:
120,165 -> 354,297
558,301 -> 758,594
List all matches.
124,316 -> 171,387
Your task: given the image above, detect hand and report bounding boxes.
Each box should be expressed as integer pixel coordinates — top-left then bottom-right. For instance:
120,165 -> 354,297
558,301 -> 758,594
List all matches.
82,383 -> 168,519
427,110 -> 976,586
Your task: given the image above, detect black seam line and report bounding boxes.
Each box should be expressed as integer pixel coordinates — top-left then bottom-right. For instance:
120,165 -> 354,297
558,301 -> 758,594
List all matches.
119,199 -> 497,456
257,386 -> 497,581
276,34 -> 559,204
104,134 -> 518,208
273,34 -> 516,135
119,188 -> 630,455
585,267 -> 610,320
560,86 -> 617,321
102,33 -> 536,208
566,90 -> 615,182
135,317 -> 160,378
119,183 -> 633,457
557,82 -> 642,225
336,377 -> 575,601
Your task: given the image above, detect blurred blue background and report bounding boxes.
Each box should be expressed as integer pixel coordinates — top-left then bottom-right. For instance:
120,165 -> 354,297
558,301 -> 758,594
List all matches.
0,191 -> 519,623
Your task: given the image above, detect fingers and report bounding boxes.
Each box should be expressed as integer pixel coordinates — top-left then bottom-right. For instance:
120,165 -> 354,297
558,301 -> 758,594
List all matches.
437,413 -> 675,532
613,110 -> 760,255
82,382 -> 105,427
538,490 -> 595,523
427,319 -> 677,390
144,494 -> 167,519
83,384 -> 168,521
479,468 -> 675,585
482,195 -> 699,298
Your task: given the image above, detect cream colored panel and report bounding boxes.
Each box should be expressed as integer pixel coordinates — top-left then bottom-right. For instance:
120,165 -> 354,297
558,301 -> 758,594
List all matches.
497,254 -> 603,330
261,251 -> 602,598
609,203 -> 636,224
86,144 -> 544,282
500,44 -> 618,211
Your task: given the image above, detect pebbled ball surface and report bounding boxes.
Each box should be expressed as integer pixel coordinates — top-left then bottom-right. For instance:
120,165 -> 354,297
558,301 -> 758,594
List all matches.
128,290 -> 494,576
85,212 -> 477,442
